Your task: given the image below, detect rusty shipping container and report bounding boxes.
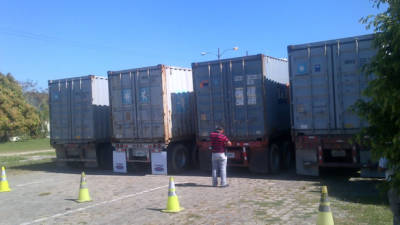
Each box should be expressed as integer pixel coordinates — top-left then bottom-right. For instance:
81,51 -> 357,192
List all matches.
48,75 -> 112,168
192,54 -> 292,173
108,65 -> 195,172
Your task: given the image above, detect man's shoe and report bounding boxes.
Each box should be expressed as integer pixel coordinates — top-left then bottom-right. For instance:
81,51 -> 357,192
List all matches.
220,184 -> 229,188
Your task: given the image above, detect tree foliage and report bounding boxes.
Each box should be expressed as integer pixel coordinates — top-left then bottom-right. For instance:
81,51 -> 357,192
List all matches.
20,79 -> 49,136
0,73 -> 41,141
356,0 -> 400,189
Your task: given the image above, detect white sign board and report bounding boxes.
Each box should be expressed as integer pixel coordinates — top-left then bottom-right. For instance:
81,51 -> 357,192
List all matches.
151,152 -> 167,175
113,151 -> 127,173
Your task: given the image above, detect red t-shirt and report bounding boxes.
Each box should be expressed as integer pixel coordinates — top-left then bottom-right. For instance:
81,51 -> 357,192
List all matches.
210,131 -> 230,153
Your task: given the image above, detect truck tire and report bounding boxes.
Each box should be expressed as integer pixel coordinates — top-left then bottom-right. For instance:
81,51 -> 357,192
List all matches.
269,143 -> 281,174
168,144 -> 189,174
281,141 -> 293,170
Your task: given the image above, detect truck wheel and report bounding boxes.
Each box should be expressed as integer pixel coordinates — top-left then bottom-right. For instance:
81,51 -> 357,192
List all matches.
168,144 -> 189,174
269,144 -> 281,174
281,141 -> 293,170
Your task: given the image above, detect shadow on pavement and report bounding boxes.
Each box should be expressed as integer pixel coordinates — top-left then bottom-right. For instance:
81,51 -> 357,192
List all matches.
312,167 -> 388,206
176,182 -> 215,188
146,208 -> 163,212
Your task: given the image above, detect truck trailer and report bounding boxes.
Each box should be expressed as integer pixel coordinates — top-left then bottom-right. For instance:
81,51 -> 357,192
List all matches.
49,75 -> 112,168
108,65 -> 195,173
288,34 -> 377,176
192,54 -> 292,173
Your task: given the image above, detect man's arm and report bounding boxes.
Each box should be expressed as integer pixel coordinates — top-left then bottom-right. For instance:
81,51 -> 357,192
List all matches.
224,136 -> 232,147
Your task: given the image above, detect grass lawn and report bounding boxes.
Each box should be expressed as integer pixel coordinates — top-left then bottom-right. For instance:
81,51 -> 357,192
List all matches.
0,151 -> 56,168
319,171 -> 393,225
0,138 -> 52,153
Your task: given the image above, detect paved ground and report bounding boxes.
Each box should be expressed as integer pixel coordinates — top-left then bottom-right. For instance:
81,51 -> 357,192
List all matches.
0,165 -> 387,225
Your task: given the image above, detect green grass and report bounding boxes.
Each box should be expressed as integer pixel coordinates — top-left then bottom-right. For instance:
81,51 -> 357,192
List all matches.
0,151 -> 56,168
0,138 -> 52,153
333,199 -> 392,225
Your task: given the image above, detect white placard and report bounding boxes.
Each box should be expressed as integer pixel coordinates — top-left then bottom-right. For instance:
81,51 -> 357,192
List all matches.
151,152 -> 167,175
235,88 -> 244,106
113,151 -> 127,173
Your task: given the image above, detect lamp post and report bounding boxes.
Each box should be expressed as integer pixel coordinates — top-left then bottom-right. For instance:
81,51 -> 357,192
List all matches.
201,46 -> 239,60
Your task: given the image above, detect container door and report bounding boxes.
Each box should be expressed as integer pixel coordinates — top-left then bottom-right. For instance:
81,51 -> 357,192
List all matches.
227,57 -> 265,138
109,72 -> 137,139
49,80 -> 71,141
134,66 -> 165,140
332,39 -> 375,130
70,78 -> 94,140
193,62 -> 230,139
289,46 -> 334,131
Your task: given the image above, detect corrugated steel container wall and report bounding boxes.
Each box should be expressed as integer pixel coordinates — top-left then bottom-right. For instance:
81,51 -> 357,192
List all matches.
192,54 -> 290,141
288,34 -> 376,134
108,65 -> 194,143
49,75 -> 111,143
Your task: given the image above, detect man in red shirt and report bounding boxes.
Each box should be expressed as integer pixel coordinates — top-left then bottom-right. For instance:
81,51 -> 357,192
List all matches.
210,126 -> 232,187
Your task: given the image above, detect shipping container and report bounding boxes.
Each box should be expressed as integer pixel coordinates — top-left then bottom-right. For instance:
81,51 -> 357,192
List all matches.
288,34 -> 378,176
108,65 -> 195,173
49,75 -> 112,168
192,54 -> 292,173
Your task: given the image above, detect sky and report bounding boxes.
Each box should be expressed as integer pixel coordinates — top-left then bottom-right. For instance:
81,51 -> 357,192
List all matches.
0,0 -> 385,89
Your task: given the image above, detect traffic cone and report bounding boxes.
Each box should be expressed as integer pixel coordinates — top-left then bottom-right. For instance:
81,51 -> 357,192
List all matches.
77,172 -> 91,203
0,166 -> 11,192
162,177 -> 183,213
316,185 -> 334,225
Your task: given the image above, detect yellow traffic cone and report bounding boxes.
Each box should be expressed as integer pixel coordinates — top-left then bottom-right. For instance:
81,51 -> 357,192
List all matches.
77,172 -> 91,203
162,177 -> 183,213
0,166 -> 11,192
316,185 -> 334,225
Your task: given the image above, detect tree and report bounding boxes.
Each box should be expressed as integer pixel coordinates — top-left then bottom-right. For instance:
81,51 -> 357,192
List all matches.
356,0 -> 400,189
0,73 -> 41,141
20,80 -> 49,136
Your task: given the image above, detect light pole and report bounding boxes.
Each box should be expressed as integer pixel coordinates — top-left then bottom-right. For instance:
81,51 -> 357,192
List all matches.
201,47 -> 239,60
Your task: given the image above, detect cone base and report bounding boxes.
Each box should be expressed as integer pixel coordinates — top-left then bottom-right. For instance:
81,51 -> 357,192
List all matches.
162,207 -> 184,213
0,182 -> 11,192
317,212 -> 334,225
77,188 -> 91,203
76,199 -> 92,203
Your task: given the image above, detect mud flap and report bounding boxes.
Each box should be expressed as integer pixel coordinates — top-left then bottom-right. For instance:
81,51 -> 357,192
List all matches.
295,148 -> 319,176
55,145 -> 67,167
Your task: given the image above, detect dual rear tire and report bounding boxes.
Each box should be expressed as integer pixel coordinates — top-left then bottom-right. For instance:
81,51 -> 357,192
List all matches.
249,141 -> 293,174
167,144 -> 190,174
